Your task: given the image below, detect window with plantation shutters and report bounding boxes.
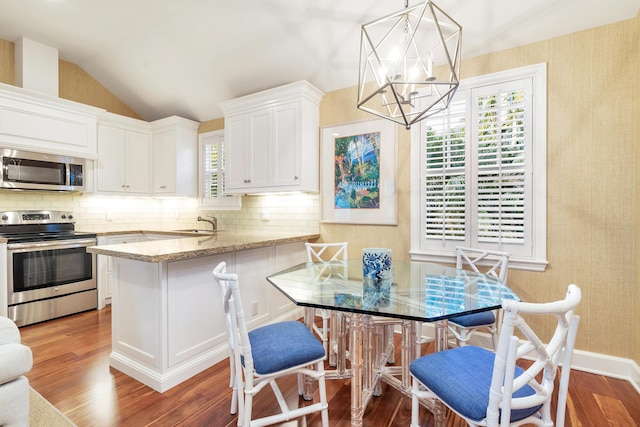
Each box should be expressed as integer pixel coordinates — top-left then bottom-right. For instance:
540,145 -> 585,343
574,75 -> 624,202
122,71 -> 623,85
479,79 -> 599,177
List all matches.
474,81 -> 528,245
424,97 -> 467,242
204,139 -> 223,197
411,64 -> 547,271
198,130 -> 241,210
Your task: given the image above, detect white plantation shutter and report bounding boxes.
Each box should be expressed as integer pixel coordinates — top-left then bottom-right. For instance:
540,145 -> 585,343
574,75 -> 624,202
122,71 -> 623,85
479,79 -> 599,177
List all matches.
203,136 -> 225,198
202,138 -> 224,198
414,64 -> 546,269
473,81 -> 530,246
198,131 -> 241,209
424,97 -> 467,242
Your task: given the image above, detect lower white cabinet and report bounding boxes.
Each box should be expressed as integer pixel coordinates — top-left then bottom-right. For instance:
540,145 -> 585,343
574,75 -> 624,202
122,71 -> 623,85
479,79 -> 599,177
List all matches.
97,233 -> 185,308
96,234 -> 143,309
272,242 -> 307,316
107,240 -> 306,392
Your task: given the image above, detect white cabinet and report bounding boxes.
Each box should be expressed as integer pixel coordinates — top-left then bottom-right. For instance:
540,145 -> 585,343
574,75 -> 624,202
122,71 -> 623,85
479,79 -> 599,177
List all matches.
234,247 -> 273,330
225,111 -> 270,190
107,240 -> 307,392
151,116 -> 200,197
271,242 -> 306,317
96,114 -> 151,194
96,234 -> 143,308
219,80 -> 324,194
0,82 -> 104,158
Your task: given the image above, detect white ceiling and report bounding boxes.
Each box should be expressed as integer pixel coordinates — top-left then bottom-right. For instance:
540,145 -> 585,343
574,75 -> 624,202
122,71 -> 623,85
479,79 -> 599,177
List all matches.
0,0 -> 637,123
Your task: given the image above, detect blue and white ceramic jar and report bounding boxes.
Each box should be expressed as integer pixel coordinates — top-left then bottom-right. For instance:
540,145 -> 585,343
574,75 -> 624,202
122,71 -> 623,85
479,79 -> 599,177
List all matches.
362,248 -> 392,281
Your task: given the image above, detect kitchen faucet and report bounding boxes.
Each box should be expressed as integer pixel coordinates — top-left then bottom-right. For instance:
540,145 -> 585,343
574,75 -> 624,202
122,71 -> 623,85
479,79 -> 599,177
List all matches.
197,216 -> 217,231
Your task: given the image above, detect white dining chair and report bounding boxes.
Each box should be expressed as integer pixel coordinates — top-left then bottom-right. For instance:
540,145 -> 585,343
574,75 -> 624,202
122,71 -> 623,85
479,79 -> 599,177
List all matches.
410,284 -> 581,427
305,242 -> 348,366
213,261 -> 329,427
448,246 -> 511,349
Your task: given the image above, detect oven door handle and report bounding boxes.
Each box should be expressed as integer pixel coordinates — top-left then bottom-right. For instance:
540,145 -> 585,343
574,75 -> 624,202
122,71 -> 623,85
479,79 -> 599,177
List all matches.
7,238 -> 97,251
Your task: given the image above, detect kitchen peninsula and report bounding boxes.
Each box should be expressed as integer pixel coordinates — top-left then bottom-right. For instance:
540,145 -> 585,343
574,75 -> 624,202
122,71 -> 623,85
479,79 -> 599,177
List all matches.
88,230 -> 319,392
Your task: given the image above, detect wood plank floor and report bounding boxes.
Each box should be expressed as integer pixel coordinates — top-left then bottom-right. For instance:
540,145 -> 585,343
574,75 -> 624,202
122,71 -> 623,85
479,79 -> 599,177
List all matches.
19,307 -> 640,426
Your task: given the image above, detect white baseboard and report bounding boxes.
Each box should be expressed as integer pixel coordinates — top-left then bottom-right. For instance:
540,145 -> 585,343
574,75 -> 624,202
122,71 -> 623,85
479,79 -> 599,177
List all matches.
570,349 -> 640,393
416,323 -> 640,394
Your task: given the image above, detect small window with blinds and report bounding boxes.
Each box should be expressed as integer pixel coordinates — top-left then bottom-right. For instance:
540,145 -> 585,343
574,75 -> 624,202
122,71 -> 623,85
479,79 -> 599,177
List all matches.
198,130 -> 241,210
414,64 -> 547,270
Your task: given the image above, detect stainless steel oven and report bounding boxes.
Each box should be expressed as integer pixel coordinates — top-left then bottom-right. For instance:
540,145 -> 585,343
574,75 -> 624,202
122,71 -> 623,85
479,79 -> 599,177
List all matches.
2,210 -> 97,326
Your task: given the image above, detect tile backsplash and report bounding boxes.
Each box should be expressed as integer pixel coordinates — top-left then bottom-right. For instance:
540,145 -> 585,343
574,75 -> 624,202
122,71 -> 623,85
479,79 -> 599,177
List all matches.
0,191 -> 321,233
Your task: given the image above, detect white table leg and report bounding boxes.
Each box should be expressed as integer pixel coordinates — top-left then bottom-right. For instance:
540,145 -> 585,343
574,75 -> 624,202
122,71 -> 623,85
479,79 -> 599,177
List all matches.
433,320 -> 449,426
350,313 -> 363,426
401,320 -> 418,390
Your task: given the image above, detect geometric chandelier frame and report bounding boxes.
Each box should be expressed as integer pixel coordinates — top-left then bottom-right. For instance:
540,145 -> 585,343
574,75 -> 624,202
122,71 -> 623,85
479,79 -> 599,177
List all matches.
357,0 -> 462,129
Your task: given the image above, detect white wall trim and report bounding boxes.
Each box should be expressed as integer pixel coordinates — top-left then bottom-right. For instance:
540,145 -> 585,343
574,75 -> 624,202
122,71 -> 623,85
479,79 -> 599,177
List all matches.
416,323 -> 640,394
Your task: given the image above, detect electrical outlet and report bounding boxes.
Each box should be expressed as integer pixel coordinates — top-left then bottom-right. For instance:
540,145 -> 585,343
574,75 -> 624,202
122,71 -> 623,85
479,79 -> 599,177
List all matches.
106,212 -> 113,221
261,210 -> 270,221
251,301 -> 259,316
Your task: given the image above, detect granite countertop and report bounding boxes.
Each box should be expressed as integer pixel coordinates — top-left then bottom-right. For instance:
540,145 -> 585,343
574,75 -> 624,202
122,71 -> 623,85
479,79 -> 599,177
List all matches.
87,230 -> 319,263
88,229 -> 207,237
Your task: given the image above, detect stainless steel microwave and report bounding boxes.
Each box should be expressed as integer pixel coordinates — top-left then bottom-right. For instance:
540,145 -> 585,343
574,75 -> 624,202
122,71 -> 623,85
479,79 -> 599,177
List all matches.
0,148 -> 86,192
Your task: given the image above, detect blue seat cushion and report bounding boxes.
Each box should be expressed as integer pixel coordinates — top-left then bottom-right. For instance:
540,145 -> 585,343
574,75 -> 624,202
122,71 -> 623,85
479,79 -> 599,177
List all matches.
410,346 -> 542,423
247,321 -> 325,375
449,310 -> 495,327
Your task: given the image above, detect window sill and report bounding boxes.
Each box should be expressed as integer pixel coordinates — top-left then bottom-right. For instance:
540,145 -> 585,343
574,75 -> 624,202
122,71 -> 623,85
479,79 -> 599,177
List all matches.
409,251 -> 548,272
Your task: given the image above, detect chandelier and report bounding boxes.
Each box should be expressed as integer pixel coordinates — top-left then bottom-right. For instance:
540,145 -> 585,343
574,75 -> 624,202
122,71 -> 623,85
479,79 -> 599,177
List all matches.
357,0 -> 462,129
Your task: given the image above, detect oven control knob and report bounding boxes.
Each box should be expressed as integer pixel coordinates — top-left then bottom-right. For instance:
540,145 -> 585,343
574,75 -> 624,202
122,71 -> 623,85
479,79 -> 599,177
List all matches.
61,214 -> 67,219
68,215 -> 74,220
1,215 -> 7,221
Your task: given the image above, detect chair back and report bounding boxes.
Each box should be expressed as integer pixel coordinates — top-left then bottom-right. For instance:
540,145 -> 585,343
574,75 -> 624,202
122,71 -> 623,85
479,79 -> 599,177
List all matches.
488,284 -> 582,426
305,242 -> 348,262
212,262 -> 252,412
456,246 -> 511,283
213,261 -> 252,364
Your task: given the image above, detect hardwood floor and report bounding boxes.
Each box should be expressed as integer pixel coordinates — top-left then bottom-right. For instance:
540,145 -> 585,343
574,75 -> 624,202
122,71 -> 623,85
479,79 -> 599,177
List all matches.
19,307 -> 640,426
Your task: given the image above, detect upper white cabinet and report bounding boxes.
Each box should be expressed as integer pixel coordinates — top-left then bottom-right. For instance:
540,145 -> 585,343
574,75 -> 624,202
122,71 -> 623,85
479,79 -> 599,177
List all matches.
0,82 -> 104,158
151,116 -> 200,197
219,80 -> 324,194
96,113 -> 151,194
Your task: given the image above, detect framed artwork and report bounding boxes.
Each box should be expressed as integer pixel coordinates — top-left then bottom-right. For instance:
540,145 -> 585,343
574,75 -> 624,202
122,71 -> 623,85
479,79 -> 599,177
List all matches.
321,118 -> 397,225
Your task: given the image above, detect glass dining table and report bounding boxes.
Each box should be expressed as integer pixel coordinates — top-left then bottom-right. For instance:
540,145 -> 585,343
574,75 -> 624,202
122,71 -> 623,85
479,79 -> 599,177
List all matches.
266,259 -> 520,427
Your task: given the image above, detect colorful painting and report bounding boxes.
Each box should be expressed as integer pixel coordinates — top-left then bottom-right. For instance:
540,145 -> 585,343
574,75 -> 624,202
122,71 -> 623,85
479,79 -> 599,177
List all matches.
321,119 -> 398,225
333,131 -> 381,209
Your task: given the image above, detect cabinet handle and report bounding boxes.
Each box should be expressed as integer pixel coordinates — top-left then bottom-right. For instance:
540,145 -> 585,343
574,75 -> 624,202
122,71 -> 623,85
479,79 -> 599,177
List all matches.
121,184 -> 126,188
295,176 -> 299,180
244,179 -> 252,183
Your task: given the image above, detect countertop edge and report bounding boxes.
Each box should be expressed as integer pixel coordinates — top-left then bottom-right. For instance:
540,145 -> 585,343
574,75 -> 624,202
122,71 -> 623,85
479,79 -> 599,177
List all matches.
88,232 -> 320,263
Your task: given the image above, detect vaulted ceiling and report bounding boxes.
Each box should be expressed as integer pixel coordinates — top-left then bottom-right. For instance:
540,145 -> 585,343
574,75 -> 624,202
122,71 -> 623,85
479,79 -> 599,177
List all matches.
0,0 -> 637,122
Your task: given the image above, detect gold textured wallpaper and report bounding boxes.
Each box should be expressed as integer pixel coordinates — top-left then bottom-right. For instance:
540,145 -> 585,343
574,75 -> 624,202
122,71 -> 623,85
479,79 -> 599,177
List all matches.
0,39 -> 141,119
0,39 -> 14,84
0,12 -> 638,363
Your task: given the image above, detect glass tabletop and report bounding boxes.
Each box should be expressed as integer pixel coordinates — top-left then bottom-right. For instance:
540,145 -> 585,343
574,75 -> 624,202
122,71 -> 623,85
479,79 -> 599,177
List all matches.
267,260 -> 520,322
